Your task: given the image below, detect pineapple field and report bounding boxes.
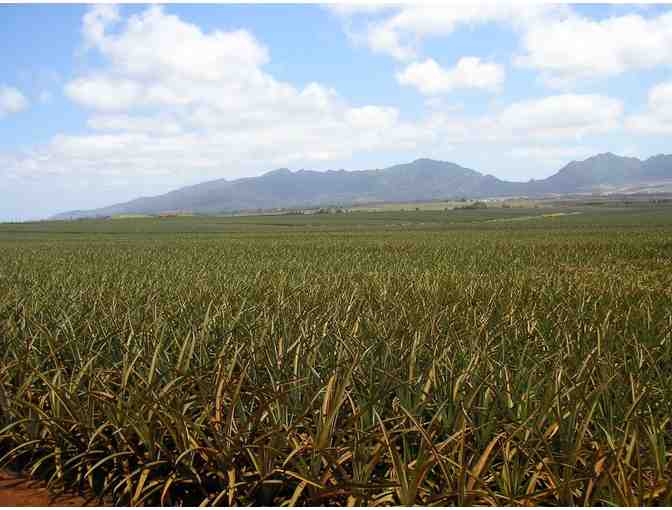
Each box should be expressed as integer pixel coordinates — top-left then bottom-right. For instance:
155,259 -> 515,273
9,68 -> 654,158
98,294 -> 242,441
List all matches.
1,204 -> 671,505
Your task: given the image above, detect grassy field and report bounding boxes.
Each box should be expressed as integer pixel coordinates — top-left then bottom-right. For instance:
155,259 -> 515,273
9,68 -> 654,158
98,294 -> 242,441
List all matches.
1,204 -> 671,505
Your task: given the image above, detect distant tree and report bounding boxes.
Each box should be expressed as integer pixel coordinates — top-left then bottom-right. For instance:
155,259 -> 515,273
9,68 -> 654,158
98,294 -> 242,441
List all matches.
455,201 -> 488,210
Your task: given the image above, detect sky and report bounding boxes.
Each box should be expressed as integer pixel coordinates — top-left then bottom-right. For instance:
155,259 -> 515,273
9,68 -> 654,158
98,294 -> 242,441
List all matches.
2,3 -> 672,221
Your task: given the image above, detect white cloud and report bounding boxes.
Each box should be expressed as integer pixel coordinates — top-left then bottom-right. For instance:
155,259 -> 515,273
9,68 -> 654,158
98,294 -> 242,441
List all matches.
649,81 -> 672,117
66,76 -> 142,111
87,114 -> 183,135
497,94 -> 623,139
366,22 -> 416,61
91,6 -> 269,82
516,11 -> 672,85
345,105 -> 398,130
397,57 -> 504,95
420,93 -> 623,145
626,116 -> 672,135
82,4 -> 120,48
48,5 -> 447,181
347,4 -> 565,61
5,5 -> 627,215
625,81 -> 672,134
344,5 -> 672,87
0,85 -> 29,117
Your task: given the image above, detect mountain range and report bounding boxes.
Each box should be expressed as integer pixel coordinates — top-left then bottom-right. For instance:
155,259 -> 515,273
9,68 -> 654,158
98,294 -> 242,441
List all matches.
53,153 -> 672,219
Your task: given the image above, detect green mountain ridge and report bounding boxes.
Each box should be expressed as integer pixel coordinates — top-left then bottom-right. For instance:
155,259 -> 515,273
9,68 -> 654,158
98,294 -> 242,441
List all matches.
52,153 -> 672,219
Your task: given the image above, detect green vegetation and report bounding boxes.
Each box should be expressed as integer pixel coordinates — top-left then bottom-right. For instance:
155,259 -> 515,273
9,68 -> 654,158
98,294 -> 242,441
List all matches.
1,204 -> 671,505
454,200 -> 489,210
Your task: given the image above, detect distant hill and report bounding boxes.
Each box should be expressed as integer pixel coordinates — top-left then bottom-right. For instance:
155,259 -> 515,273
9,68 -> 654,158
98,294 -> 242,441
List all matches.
53,153 -> 672,219
527,153 -> 671,193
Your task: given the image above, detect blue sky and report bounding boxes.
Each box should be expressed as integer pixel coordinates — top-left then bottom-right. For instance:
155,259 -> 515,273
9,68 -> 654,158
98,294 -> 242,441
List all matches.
2,3 -> 672,220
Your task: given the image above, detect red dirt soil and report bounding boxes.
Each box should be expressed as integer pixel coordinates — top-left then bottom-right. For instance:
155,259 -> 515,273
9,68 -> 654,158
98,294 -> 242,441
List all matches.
0,471 -> 101,507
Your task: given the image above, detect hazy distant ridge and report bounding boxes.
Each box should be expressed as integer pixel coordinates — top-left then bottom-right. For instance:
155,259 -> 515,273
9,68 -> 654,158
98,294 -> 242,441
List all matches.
53,153 -> 672,219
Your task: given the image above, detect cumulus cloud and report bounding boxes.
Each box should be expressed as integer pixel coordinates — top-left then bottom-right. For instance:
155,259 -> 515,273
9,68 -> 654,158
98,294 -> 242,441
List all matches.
87,114 -> 183,135
420,94 -> 623,145
496,94 -> 623,139
82,4 -> 120,48
342,5 -> 672,87
345,105 -> 399,130
0,85 -> 29,117
43,5 -> 447,181
345,4 -> 566,61
4,5 -> 626,203
516,10 -> 672,85
397,57 -> 504,95
625,81 -> 672,134
89,6 -> 269,82
66,76 -> 142,111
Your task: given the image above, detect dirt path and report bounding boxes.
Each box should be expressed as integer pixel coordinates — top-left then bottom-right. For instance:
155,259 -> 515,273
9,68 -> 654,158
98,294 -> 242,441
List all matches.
0,471 -> 100,507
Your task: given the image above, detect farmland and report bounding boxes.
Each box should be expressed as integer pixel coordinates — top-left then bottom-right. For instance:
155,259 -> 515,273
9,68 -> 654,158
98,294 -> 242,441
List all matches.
1,203 -> 671,505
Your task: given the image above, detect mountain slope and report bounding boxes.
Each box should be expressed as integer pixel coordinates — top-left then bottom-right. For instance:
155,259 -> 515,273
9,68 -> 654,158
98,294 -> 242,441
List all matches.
53,154 -> 672,219
531,153 -> 642,193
